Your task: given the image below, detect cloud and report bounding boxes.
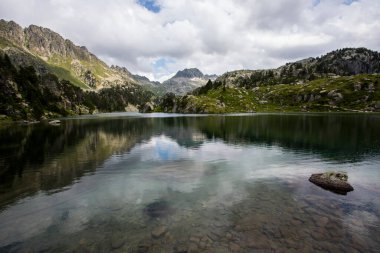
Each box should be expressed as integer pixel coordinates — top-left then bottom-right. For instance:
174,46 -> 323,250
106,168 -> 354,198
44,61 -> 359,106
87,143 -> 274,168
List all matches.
0,0 -> 379,80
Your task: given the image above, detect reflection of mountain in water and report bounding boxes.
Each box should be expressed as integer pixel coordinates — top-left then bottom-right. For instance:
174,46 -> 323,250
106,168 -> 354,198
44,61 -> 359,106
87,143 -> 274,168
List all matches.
158,114 -> 380,160
192,114 -> 380,159
0,118 -> 156,208
0,113 -> 379,209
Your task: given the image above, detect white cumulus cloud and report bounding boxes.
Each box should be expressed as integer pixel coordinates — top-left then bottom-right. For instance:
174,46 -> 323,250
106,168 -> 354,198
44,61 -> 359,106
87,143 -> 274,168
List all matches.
0,0 -> 379,81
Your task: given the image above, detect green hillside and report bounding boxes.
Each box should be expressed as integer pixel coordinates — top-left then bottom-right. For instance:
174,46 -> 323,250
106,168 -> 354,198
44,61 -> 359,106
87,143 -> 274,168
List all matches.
156,74 -> 380,113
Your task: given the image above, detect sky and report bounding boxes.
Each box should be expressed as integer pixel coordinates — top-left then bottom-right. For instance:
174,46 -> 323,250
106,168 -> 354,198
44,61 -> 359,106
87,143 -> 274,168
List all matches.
0,0 -> 379,81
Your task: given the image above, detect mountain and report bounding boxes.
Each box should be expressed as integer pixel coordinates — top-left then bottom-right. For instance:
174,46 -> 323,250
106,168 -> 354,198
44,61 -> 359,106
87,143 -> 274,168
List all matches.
156,48 -> 380,113
160,68 -> 218,95
130,73 -> 163,95
214,48 -> 380,89
173,68 -> 204,78
0,20 -> 154,120
0,19 -> 138,89
1,19 -> 379,118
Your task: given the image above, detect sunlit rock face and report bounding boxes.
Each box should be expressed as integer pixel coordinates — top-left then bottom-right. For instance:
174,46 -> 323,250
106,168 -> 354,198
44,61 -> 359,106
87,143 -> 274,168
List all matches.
0,19 -> 139,89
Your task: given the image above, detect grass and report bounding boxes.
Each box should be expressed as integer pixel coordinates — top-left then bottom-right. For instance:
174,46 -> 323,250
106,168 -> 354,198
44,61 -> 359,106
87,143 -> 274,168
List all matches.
47,53 -> 111,81
0,39 -> 90,89
47,63 -> 89,89
1,35 -> 125,91
161,74 -> 380,113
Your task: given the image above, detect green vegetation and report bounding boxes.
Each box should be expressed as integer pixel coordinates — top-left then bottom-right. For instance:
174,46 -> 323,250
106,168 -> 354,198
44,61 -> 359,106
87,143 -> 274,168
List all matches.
46,63 -> 89,89
47,53 -> 110,81
0,37 -> 12,48
156,74 -> 380,113
155,47 -> 380,114
0,54 -> 154,120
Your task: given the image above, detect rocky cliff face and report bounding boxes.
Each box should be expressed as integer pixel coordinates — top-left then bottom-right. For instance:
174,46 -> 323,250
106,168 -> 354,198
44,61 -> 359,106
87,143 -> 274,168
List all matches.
216,48 -> 380,89
0,19 -> 136,89
173,68 -> 204,78
24,25 -> 97,61
0,20 -> 24,46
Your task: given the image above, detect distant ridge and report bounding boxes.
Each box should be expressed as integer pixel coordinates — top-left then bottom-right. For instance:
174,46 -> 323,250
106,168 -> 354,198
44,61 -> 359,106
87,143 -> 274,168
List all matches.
157,48 -> 380,114
161,68 -> 218,95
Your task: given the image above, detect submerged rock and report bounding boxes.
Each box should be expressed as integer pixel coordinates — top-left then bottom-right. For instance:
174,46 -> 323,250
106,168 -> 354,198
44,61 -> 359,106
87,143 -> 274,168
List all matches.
309,172 -> 354,194
110,233 -> 126,249
151,226 -> 167,239
143,199 -> 173,218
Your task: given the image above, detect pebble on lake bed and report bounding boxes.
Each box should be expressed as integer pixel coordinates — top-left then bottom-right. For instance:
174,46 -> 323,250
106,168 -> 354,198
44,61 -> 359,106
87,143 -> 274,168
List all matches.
151,226 -> 167,239
309,172 -> 354,194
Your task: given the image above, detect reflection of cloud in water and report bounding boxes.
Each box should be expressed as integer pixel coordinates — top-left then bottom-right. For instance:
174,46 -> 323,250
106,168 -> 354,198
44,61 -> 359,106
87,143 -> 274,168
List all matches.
155,136 -> 181,161
1,134 -> 379,249
134,135 -> 185,161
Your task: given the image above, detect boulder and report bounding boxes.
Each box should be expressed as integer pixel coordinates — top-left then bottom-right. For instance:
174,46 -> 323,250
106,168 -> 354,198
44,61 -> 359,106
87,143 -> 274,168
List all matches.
309,172 -> 354,195
368,83 -> 375,92
110,233 -> 126,250
141,102 -> 154,113
48,120 -> 61,125
333,92 -> 343,102
353,83 -> 361,91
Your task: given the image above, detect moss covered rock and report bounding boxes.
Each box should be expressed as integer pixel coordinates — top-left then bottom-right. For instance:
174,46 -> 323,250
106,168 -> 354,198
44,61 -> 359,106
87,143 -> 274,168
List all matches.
309,172 -> 354,194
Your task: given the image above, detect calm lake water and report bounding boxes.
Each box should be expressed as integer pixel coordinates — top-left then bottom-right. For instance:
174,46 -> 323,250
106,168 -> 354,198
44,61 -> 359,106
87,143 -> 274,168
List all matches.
0,113 -> 379,253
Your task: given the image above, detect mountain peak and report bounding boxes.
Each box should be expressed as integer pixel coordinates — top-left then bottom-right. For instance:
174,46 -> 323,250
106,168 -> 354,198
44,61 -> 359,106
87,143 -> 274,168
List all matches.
173,68 -> 204,78
0,19 -> 24,46
0,19 -> 140,89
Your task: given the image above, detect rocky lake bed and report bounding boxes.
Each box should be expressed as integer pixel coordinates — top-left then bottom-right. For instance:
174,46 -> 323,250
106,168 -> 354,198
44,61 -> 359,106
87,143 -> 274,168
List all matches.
0,113 -> 379,252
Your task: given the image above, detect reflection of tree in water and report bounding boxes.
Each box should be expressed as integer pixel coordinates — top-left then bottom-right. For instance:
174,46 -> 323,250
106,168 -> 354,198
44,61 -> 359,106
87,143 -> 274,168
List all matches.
191,114 -> 380,160
0,118 -> 156,208
150,114 -> 380,160
0,114 -> 379,214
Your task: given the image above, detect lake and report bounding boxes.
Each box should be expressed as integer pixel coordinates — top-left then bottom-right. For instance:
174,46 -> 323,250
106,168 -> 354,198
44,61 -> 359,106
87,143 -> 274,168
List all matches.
0,113 -> 379,252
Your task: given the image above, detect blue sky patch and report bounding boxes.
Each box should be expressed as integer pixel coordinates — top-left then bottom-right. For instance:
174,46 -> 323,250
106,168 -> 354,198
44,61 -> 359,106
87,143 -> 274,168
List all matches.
343,0 -> 358,5
137,0 -> 161,13
153,58 -> 175,70
312,0 -> 321,6
313,0 -> 358,6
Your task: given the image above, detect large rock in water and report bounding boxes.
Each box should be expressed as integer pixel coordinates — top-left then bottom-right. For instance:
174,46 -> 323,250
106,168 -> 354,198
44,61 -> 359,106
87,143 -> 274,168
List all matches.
309,172 -> 354,195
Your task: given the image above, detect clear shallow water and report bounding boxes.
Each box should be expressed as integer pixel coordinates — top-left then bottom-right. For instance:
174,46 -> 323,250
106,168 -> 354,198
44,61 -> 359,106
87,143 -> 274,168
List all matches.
0,113 -> 379,252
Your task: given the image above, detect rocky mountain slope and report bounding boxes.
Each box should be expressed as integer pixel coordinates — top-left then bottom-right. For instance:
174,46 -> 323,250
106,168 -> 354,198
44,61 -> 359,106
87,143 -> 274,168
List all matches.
2,19 -> 379,117
0,19 -> 139,89
156,48 -> 380,113
215,48 -> 380,89
160,68 -> 217,95
0,54 -> 153,120
0,20 -> 155,120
